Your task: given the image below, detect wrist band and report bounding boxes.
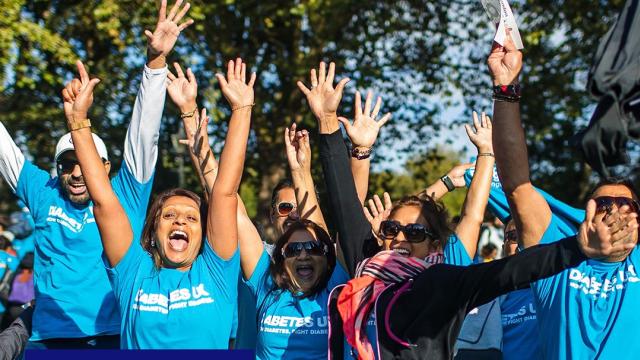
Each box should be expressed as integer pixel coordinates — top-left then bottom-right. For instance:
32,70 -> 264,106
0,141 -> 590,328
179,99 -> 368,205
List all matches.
440,175 -> 455,192
231,103 -> 255,112
352,146 -> 372,160
493,84 -> 521,102
67,118 -> 91,131
180,107 -> 198,119
478,152 -> 495,157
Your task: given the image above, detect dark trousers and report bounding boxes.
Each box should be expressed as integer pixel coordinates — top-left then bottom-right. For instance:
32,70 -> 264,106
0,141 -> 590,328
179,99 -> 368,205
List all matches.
455,349 -> 503,360
26,334 -> 120,349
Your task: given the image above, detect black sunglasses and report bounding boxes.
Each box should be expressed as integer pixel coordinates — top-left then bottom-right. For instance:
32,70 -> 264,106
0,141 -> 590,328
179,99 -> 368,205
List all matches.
282,241 -> 327,258
276,202 -> 296,217
594,196 -> 640,215
379,220 -> 436,243
56,159 -> 80,173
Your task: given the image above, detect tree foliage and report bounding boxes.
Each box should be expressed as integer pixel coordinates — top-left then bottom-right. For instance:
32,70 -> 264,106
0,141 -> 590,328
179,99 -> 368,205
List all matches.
0,0 -> 629,219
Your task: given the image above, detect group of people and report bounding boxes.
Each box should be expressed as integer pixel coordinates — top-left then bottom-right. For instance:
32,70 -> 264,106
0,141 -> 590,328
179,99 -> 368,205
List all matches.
0,1 -> 638,359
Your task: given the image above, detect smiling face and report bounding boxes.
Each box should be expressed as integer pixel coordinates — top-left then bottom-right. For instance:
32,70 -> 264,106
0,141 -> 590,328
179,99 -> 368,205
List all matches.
590,183 -> 639,262
383,205 -> 440,260
283,228 -> 328,293
154,195 -> 203,269
57,151 -> 110,204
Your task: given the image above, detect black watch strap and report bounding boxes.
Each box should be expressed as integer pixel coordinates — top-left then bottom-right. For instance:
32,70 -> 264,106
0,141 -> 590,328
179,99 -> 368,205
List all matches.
440,175 -> 455,192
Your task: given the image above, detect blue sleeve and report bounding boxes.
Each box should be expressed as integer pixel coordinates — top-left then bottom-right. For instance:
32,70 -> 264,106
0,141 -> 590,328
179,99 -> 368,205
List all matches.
15,161 -> 52,222
105,240 -> 145,301
444,234 -> 473,266
7,254 -> 19,272
111,163 -> 154,236
200,240 -> 240,303
245,250 -> 272,306
327,263 -> 350,290
538,215 -> 566,245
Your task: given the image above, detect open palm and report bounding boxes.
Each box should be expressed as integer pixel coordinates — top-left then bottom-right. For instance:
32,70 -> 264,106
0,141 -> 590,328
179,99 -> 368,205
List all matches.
145,0 -> 194,57
167,63 -> 197,110
216,58 -> 256,109
338,90 -> 391,148
297,62 -> 350,120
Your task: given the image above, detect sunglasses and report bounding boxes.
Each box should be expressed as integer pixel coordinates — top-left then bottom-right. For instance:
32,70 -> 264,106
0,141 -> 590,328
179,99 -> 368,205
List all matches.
379,220 -> 436,243
504,229 -> 518,243
594,196 -> 640,215
275,202 -> 297,217
282,240 -> 327,258
56,159 -> 80,173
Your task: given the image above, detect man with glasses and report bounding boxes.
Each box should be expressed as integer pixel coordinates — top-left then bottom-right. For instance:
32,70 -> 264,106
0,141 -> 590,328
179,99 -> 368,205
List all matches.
489,31 -> 640,358
0,0 -> 193,348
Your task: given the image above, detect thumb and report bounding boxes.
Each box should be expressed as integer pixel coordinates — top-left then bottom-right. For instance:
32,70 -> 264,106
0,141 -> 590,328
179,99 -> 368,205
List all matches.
335,77 -> 350,94
84,78 -> 101,93
337,116 -> 351,131
585,199 -> 596,225
144,30 -> 154,41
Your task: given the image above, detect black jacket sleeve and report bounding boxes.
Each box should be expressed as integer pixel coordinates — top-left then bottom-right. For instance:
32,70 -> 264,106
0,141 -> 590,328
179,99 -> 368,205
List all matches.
319,130 -> 373,277
0,305 -> 32,360
455,235 -> 586,310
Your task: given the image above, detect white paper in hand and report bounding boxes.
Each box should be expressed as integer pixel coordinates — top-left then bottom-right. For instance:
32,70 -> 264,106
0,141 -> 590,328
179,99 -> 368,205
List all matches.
482,0 -> 524,49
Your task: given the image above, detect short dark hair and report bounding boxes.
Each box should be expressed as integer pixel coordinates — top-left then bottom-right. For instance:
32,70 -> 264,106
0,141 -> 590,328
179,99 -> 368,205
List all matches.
388,193 -> 452,249
269,179 -> 294,215
270,219 -> 336,299
141,188 -> 207,268
590,177 -> 639,200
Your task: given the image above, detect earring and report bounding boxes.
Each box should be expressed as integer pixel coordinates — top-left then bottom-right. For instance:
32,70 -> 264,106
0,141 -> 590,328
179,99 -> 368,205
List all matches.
150,239 -> 156,247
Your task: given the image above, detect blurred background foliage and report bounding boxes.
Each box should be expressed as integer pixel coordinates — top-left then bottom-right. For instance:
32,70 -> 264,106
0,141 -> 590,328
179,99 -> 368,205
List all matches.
0,0 -> 632,238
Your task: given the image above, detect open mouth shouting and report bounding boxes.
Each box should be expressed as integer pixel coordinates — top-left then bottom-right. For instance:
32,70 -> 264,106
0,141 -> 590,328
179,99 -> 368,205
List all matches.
67,182 -> 87,195
295,262 -> 315,281
168,229 -> 189,252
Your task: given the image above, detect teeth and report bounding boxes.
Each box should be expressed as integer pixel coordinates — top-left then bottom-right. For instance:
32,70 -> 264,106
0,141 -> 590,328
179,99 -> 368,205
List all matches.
393,248 -> 410,255
170,230 -> 187,239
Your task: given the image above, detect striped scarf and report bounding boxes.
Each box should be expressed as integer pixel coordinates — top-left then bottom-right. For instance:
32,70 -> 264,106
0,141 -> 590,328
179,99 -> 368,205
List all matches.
336,251 -> 434,359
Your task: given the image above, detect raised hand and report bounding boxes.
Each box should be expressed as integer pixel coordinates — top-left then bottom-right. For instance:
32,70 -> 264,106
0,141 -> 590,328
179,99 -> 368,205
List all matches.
464,111 -> 493,154
179,108 -> 211,160
284,123 -> 311,173
338,90 -> 391,148
216,58 -> 256,110
61,61 -> 101,121
487,28 -> 523,86
364,192 -> 393,241
145,0 -> 194,58
297,62 -> 350,122
577,200 -> 638,259
167,62 -> 197,112
446,163 -> 474,188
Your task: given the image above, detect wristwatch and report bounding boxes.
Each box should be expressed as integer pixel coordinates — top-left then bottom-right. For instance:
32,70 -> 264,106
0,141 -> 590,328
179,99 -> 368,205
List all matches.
440,175 -> 456,192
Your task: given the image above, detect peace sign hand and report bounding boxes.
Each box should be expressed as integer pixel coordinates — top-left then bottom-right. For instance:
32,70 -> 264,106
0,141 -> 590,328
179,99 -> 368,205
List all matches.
145,0 -> 194,58
338,90 -> 391,148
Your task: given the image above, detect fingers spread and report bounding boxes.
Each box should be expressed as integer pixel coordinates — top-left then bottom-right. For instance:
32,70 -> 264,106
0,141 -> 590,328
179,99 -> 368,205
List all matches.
318,62 -> 326,85
326,62 -> 336,85
310,69 -> 318,88
371,96 -> 382,119
383,192 -> 392,209
173,62 -> 185,78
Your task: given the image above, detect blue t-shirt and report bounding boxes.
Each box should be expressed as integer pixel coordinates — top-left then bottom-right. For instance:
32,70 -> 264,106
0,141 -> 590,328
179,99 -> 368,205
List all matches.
248,250 -> 349,360
107,239 -> 240,349
346,233 -> 473,359
11,235 -> 35,260
234,277 -> 258,349
533,216 -> 640,359
0,250 -> 19,313
16,160 -> 152,340
500,288 -> 538,360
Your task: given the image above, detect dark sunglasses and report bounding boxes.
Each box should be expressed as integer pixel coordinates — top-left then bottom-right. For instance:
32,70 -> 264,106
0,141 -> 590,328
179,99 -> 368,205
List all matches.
276,202 -> 296,217
56,159 -> 80,173
594,196 -> 640,215
504,229 -> 518,243
282,240 -> 327,258
379,220 -> 436,243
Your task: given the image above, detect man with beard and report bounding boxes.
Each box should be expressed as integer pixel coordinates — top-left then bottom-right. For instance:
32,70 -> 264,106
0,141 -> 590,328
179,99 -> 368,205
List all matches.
0,0 -> 193,348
